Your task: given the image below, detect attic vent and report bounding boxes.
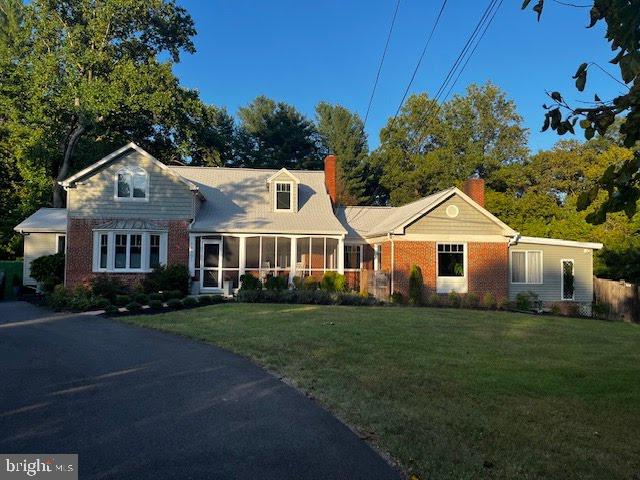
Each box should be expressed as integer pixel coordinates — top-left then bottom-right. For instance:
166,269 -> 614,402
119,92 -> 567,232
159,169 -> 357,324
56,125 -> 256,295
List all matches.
446,205 -> 459,218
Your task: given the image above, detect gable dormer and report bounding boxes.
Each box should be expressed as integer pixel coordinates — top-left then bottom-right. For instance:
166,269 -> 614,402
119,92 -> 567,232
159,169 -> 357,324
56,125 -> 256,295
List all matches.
266,168 -> 300,213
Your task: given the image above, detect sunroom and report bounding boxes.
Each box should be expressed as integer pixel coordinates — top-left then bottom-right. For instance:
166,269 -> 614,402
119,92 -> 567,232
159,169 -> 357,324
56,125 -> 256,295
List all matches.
189,234 -> 344,294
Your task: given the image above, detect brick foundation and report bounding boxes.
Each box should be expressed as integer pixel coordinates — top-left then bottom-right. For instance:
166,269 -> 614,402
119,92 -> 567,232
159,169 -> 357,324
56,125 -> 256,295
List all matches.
65,218 -> 190,290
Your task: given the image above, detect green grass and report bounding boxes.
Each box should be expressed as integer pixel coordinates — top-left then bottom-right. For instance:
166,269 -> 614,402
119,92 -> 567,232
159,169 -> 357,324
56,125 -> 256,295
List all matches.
124,304 -> 640,479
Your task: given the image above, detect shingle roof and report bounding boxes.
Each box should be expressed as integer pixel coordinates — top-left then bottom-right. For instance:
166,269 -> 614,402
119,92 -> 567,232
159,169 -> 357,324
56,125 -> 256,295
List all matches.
336,189 -> 454,239
14,208 -> 67,233
170,166 -> 347,235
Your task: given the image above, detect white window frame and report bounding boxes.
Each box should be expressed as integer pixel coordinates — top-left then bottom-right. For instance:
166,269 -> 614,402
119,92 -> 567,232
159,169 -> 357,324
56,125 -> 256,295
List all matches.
344,244 -> 363,271
510,250 -> 544,285
92,231 -> 167,273
200,239 -> 223,292
373,244 -> 381,271
561,258 -> 575,300
436,242 -> 468,293
114,166 -> 149,202
274,181 -> 294,212
56,234 -> 66,254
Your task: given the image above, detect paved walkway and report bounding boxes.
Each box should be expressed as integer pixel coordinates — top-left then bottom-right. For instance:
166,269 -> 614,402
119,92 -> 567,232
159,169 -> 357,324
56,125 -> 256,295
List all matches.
0,301 -> 399,479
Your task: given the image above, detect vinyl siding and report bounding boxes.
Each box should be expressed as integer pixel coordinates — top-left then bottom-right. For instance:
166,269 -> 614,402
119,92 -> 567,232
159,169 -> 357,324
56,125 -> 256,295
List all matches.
67,151 -> 196,219
405,196 -> 505,235
509,243 -> 594,303
23,233 -> 59,285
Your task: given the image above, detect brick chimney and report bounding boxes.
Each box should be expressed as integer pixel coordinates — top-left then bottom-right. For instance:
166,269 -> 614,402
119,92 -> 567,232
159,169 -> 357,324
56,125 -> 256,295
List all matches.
462,178 -> 485,207
324,154 -> 337,205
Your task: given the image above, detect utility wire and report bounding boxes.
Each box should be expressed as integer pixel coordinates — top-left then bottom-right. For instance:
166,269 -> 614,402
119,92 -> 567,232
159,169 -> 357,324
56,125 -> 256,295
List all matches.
364,0 -> 401,127
393,0 -> 449,118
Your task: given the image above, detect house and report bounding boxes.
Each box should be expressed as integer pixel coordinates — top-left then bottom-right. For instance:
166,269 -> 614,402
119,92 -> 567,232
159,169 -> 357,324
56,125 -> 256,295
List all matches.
15,143 -> 602,312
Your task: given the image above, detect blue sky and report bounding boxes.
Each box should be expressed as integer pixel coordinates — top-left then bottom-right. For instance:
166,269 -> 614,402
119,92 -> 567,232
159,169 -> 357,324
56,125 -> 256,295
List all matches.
173,0 -> 624,152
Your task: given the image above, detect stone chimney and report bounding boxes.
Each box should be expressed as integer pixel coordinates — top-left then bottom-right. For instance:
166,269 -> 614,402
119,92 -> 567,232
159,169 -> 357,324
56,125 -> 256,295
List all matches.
462,178 -> 485,207
324,154 -> 337,205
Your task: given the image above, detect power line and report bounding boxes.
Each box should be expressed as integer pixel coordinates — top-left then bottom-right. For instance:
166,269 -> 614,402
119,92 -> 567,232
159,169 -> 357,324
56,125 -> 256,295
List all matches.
363,0 -> 401,127
393,0 -> 449,118
442,0 -> 504,103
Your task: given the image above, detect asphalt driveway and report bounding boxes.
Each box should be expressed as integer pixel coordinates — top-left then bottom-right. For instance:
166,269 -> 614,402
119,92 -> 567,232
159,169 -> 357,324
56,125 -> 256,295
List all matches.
0,302 -> 399,479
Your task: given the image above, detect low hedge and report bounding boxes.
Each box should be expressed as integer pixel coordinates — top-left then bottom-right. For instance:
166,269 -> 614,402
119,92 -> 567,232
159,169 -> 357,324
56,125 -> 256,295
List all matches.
236,289 -> 379,306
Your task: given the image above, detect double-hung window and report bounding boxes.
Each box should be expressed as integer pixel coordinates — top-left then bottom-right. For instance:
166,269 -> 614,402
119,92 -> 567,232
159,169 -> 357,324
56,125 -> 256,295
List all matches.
94,232 -> 166,272
511,250 -> 543,284
344,245 -> 362,270
275,182 -> 292,211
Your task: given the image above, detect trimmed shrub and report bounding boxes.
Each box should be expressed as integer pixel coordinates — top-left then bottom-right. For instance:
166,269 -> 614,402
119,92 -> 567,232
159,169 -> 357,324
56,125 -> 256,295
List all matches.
498,297 -> 514,310
167,289 -> 183,300
198,295 -> 213,305
126,302 -> 143,313
134,293 -> 149,305
334,292 -> 377,306
481,292 -> 497,310
149,299 -> 164,310
239,273 -> 262,291
237,289 -> 263,303
390,291 -> 404,304
30,253 -> 65,292
448,291 -> 461,308
592,302 -> 610,318
302,277 -> 319,290
47,284 -> 71,310
463,293 -> 480,309
426,293 -> 441,307
265,274 -> 288,291
143,265 -> 190,295
94,297 -> 111,310
149,292 -> 163,302
70,295 -> 92,312
166,298 -> 183,309
115,294 -> 131,307
104,304 -> 119,315
515,292 -> 536,311
292,276 -> 304,290
90,276 -> 125,303
182,296 -> 198,308
408,265 -> 424,305
320,272 -> 347,292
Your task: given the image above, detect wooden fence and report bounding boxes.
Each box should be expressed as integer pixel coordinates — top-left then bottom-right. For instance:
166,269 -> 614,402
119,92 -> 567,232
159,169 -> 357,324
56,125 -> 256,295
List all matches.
593,277 -> 639,322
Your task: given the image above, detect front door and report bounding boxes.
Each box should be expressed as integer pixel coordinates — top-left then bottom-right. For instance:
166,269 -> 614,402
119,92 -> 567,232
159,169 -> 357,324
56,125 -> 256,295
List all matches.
201,240 -> 222,291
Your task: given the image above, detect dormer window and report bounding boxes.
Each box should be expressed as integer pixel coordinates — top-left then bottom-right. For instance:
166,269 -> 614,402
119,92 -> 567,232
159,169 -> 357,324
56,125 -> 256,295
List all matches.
116,167 -> 147,200
275,182 -> 292,211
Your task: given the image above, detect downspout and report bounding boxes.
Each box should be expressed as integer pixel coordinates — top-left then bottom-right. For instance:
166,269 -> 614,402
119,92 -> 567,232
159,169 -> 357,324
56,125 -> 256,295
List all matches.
388,233 -> 395,296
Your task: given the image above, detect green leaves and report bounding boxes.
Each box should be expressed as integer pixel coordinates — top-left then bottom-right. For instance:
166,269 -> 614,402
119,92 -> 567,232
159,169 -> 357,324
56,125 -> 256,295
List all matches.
533,0 -> 544,21
573,63 -> 588,91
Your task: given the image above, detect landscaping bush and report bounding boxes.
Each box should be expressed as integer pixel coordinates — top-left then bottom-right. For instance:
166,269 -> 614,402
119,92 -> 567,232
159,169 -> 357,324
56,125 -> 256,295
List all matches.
515,291 -> 539,311
498,297 -> 514,310
149,292 -> 163,302
462,293 -> 480,309
104,304 -> 119,314
320,272 -> 346,292
149,299 -> 164,310
126,302 -> 143,313
334,292 -> 377,306
265,274 -> 288,291
302,277 -> 319,290
70,295 -> 92,312
426,293 -> 441,307
237,289 -> 263,303
390,291 -> 405,304
198,295 -> 213,305
182,296 -> 198,308
47,284 -> 71,310
592,302 -> 610,318
134,293 -> 149,305
143,264 -> 190,295
292,276 -> 303,290
93,297 -> 111,310
481,292 -> 497,310
448,291 -> 461,308
408,265 -> 424,305
115,294 -> 131,307
166,298 -> 183,309
90,276 -> 125,303
239,273 -> 262,291
30,253 -> 65,292
167,289 -> 183,300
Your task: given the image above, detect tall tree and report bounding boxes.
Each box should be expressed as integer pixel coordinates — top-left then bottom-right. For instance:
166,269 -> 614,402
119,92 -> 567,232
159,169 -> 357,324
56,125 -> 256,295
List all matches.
523,0 -> 640,223
315,102 -> 370,204
374,82 -> 528,205
235,96 -> 322,169
11,0 -> 200,207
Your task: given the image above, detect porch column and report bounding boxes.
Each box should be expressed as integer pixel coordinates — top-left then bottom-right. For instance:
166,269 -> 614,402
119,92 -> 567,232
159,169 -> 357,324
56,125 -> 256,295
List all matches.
290,236 -> 297,284
188,234 -> 196,276
239,236 -> 246,277
338,237 -> 344,274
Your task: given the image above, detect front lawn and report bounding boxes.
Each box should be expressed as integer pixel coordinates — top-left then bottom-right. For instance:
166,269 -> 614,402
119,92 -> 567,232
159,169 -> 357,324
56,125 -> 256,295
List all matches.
124,304 -> 640,479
